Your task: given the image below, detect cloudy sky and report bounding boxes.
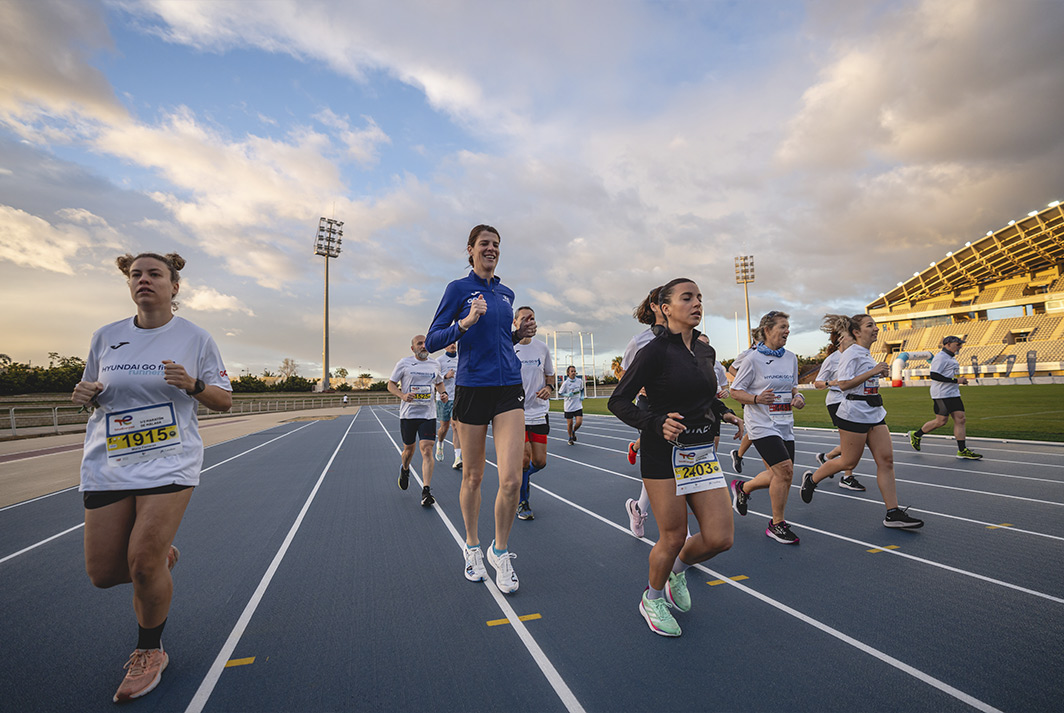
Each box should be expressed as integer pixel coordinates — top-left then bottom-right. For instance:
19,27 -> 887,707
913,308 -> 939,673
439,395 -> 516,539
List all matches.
2,0 -> 1063,381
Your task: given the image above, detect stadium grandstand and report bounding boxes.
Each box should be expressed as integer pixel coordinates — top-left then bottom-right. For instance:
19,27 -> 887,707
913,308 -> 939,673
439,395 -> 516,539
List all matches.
865,199 -> 1064,383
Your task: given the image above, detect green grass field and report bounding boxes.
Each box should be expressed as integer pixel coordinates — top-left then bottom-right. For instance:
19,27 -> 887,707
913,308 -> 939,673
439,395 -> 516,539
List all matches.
551,384 -> 1064,442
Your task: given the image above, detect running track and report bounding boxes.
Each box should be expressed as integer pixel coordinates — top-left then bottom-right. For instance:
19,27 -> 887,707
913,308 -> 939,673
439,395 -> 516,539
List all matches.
1,407 -> 1062,712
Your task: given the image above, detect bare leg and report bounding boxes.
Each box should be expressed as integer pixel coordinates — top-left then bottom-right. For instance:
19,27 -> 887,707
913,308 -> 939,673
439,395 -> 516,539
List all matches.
420,439 -> 435,486
866,425 -> 899,509
456,421 -> 486,546
128,489 -> 194,628
491,409 -> 527,550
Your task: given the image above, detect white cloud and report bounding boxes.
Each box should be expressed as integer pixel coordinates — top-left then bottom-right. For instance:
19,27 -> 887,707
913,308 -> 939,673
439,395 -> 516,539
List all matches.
180,283 -> 255,316
0,205 -> 123,274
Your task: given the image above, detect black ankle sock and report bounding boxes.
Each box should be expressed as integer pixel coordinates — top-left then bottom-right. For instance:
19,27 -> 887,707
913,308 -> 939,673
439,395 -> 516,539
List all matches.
137,619 -> 167,650
958,439 -> 966,450
916,428 -> 927,437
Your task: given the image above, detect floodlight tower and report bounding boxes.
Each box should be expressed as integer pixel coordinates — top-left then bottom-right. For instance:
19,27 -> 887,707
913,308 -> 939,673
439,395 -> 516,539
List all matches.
734,255 -> 755,346
315,217 -> 343,391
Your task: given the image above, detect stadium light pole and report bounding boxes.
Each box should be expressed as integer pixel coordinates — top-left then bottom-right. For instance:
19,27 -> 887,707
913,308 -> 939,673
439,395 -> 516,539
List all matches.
314,217 -> 343,392
734,255 -> 755,346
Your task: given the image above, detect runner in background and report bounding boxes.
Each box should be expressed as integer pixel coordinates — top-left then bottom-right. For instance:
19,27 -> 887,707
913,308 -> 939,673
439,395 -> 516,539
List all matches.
73,252 -> 232,703
435,342 -> 461,466
727,325 -> 766,474
388,335 -> 446,507
908,336 -> 982,460
514,307 -> 554,521
812,315 -> 865,491
558,365 -> 585,445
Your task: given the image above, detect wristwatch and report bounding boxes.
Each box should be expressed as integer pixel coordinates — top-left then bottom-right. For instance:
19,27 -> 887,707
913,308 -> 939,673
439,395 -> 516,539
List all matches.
187,378 -> 206,396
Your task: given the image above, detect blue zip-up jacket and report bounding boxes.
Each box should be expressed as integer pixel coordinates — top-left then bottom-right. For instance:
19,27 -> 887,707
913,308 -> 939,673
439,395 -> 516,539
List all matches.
426,271 -> 522,387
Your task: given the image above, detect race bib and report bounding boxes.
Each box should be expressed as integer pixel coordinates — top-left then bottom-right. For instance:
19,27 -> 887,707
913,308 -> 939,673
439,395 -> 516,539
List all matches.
769,391 -> 794,422
863,377 -> 880,396
672,442 -> 726,495
105,402 -> 182,466
409,384 -> 433,400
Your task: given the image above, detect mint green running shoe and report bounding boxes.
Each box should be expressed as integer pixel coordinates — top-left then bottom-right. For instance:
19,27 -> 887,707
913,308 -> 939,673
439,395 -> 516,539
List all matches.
640,589 -> 681,637
665,571 -> 691,612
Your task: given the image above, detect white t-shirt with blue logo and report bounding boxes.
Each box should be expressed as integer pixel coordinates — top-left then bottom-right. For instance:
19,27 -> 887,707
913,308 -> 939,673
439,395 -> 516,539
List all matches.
436,351 -> 459,402
514,339 -> 555,425
390,356 -> 443,420
731,349 -> 799,441
79,316 -> 231,491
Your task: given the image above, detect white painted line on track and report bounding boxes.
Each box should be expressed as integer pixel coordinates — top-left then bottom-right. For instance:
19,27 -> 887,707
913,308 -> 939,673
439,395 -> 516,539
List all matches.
0,422 -> 317,565
185,414 -> 357,713
368,407 -> 586,713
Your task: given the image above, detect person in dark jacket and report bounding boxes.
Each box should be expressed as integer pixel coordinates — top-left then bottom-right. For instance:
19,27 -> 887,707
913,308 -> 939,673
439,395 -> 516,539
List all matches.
426,224 -> 534,594
609,278 -> 743,637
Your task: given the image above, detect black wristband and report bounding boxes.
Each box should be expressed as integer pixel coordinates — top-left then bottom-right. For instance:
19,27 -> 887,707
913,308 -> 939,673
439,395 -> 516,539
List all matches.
187,378 -> 205,396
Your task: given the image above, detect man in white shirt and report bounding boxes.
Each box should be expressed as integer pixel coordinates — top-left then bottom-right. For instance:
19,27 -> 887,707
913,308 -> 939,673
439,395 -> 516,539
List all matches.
388,335 -> 447,506
908,336 -> 981,459
434,343 -> 461,467
513,307 -> 554,521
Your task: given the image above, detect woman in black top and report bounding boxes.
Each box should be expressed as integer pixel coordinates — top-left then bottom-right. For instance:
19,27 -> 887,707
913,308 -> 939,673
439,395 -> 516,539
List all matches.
609,278 -> 743,637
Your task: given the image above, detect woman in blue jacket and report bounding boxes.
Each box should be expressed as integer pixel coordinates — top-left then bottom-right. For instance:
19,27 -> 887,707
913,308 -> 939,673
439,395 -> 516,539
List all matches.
426,225 -> 534,594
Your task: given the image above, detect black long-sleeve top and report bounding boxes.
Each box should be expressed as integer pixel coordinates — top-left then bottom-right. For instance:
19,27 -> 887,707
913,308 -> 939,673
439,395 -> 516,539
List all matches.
608,329 -> 733,448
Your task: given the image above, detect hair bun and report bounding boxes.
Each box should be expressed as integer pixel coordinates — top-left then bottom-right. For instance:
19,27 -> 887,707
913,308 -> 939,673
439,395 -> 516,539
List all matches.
165,253 -> 186,271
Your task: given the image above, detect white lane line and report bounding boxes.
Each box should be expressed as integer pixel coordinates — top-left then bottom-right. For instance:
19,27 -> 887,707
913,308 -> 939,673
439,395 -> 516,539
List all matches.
185,413 -> 357,713
368,407 -> 585,713
0,422 -> 317,565
484,441 -> 1005,713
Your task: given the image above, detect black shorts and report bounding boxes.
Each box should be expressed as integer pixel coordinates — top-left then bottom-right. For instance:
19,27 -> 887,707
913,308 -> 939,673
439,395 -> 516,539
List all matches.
564,409 -> 583,419
400,418 -> 436,445
933,397 -> 965,416
525,417 -> 550,444
835,416 -> 887,434
83,483 -> 192,510
827,402 -> 841,428
453,384 -> 524,426
751,436 -> 795,467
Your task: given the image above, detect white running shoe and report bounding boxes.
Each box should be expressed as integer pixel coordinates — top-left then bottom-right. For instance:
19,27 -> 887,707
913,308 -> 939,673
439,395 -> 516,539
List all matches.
434,440 -> 444,462
625,498 -> 647,538
486,540 -> 519,594
464,546 -> 487,582
453,454 -> 463,470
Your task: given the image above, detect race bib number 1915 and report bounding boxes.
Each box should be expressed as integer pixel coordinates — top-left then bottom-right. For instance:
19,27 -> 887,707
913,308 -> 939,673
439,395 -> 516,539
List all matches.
105,402 -> 182,466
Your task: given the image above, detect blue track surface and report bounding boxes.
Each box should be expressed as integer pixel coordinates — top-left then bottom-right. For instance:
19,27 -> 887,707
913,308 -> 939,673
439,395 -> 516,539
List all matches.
2,407 -> 1062,712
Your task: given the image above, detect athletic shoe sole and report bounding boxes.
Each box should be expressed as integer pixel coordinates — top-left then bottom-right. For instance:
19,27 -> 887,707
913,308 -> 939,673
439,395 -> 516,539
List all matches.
421,492 -> 435,507
839,478 -> 866,491
765,527 -> 800,544
815,452 -> 828,465
800,471 -> 816,503
625,498 -> 645,537
730,450 -> 742,473
113,650 -> 169,703
730,479 -> 748,516
486,543 -> 519,594
398,468 -> 409,490
884,516 -> 924,529
639,599 -> 681,637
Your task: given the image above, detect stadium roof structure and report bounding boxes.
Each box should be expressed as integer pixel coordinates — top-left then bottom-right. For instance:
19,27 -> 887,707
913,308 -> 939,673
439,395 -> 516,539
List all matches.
867,200 -> 1064,311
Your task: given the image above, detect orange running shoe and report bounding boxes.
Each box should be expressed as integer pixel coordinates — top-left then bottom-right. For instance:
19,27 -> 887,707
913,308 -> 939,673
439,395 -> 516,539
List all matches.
113,648 -> 168,703
627,442 -> 638,466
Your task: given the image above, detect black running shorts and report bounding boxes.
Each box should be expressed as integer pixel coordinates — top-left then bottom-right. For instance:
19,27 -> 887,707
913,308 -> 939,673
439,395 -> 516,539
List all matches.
834,416 -> 887,434
827,402 -> 841,428
933,397 -> 965,416
453,384 -> 524,426
751,436 -> 795,467
400,418 -> 436,445
564,409 -> 583,419
83,483 -> 192,510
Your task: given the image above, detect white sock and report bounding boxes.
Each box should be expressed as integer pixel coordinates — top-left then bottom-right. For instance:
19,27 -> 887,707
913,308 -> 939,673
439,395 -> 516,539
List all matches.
671,557 -> 690,574
637,485 -> 650,513
647,584 -> 665,600
455,448 -> 462,458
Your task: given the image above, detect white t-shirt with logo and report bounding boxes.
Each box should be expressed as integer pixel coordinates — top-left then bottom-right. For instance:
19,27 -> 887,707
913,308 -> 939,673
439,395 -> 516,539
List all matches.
929,349 -> 961,399
714,362 -> 729,398
514,339 -> 555,425
79,316 -> 231,491
836,345 -> 886,423
437,351 -> 459,402
815,349 -> 845,407
621,328 -> 656,371
559,376 -> 585,413
390,356 -> 443,420
731,349 -> 799,441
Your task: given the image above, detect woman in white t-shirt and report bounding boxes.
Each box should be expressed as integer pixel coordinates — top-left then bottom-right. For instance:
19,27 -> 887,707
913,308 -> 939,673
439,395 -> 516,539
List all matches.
799,314 -> 923,529
812,314 -> 864,491
72,253 -> 232,703
729,311 -> 806,545
725,325 -> 765,475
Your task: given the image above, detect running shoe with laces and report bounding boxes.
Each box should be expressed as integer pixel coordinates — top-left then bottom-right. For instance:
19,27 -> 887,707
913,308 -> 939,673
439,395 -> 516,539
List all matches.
398,466 -> 410,490
571,434 -> 577,443
625,498 -> 646,537
765,520 -> 799,544
957,447 -> 983,460
815,452 -> 828,465
664,571 -> 691,612
800,471 -> 817,503
908,430 -> 922,451
113,648 -> 168,703
486,540 -> 519,594
627,442 -> 638,465
434,440 -> 444,462
639,589 -> 681,637
517,500 -> 534,521
884,507 -> 924,529
452,455 -> 463,470
567,437 -> 574,446
730,449 -> 743,473
839,475 -> 866,491
421,486 -> 435,507
464,546 -> 487,582
166,545 -> 179,572
730,479 -> 748,516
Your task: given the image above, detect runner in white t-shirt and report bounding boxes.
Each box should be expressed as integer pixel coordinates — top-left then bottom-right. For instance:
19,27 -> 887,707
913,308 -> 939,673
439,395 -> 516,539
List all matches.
726,325 -> 765,474
729,311 -> 806,545
800,315 -> 923,529
388,335 -> 446,506
812,314 -> 865,491
908,336 -> 981,459
513,307 -> 555,521
434,343 -> 461,466
72,252 -> 232,704
558,365 -> 585,444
